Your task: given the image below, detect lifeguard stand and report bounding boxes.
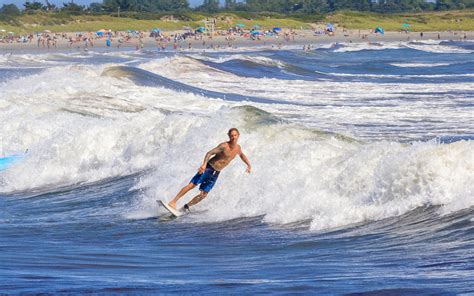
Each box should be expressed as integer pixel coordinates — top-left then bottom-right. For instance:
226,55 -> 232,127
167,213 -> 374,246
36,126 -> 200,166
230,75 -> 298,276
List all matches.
203,18 -> 216,36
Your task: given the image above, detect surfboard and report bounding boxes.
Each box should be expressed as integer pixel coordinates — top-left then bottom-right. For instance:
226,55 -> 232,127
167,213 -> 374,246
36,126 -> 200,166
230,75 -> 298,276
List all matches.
157,200 -> 184,217
0,155 -> 23,171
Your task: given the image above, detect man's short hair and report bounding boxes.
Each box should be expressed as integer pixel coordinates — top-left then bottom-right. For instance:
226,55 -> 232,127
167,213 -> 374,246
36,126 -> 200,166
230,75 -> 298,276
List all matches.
228,128 -> 240,136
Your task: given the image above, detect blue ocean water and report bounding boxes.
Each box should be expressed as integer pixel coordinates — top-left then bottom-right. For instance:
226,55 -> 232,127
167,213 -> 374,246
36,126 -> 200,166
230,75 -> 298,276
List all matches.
1,40 -> 473,294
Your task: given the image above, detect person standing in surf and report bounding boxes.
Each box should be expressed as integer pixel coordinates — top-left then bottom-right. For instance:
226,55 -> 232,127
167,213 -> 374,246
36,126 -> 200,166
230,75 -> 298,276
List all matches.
168,128 -> 251,211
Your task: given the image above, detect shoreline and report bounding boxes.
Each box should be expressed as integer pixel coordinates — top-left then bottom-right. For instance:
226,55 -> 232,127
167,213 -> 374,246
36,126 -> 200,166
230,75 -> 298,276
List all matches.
0,29 -> 472,53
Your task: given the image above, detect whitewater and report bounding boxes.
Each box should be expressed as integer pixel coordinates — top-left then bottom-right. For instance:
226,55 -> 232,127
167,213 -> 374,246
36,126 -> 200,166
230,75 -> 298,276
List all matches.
1,40 -> 473,294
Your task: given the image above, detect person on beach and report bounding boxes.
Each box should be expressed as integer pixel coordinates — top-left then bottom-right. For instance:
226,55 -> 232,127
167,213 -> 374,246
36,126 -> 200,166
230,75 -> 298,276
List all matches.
168,128 -> 251,211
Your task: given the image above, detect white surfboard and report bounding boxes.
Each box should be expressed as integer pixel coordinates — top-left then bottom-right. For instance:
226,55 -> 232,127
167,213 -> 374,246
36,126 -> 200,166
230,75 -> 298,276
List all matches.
157,200 -> 184,217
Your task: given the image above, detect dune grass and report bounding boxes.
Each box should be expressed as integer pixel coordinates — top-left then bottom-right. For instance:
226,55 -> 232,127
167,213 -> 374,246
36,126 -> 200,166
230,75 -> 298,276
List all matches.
1,10 -> 473,34
328,10 -> 474,31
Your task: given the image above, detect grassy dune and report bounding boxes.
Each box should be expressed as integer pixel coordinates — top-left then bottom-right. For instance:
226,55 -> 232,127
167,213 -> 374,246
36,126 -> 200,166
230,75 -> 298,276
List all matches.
328,10 -> 474,31
1,10 -> 473,34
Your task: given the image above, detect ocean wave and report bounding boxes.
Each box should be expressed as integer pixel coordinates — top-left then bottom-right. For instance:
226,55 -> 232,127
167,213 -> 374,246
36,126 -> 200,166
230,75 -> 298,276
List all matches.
390,62 -> 452,68
314,70 -> 474,79
129,107 -> 474,231
332,40 -> 473,54
333,42 -> 405,52
404,42 -> 474,54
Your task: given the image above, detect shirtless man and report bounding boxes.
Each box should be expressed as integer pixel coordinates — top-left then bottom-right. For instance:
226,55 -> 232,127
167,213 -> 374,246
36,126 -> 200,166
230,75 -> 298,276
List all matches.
168,128 -> 251,211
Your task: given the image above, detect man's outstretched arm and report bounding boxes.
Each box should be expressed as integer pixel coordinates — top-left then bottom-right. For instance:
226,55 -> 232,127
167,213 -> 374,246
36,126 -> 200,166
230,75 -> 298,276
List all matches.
239,151 -> 251,174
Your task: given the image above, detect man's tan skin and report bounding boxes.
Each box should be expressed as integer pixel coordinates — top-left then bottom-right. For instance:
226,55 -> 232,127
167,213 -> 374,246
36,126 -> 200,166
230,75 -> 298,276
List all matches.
168,128 -> 251,210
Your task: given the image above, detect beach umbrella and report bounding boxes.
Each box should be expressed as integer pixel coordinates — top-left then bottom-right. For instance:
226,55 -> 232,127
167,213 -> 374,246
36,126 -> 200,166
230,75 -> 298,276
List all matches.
152,28 -> 161,33
375,27 -> 384,34
272,27 -> 281,31
236,24 -> 245,27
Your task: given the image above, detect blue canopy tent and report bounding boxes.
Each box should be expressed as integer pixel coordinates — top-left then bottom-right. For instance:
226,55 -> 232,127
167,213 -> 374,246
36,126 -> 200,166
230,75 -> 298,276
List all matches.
375,27 -> 385,34
96,31 -> 104,36
150,28 -> 161,38
272,27 -> 281,31
250,29 -> 260,35
195,27 -> 206,33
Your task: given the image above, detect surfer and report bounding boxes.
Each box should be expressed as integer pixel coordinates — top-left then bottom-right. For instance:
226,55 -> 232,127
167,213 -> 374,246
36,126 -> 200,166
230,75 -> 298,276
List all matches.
168,128 -> 251,211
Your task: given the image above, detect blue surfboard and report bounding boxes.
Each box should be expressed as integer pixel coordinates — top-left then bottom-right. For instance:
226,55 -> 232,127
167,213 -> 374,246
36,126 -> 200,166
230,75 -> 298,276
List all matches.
0,154 -> 23,171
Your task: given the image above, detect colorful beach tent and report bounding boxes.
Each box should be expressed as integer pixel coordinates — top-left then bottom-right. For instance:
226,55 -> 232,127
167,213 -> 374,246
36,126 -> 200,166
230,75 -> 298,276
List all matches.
250,29 -> 260,36
375,27 -> 385,34
195,27 -> 205,33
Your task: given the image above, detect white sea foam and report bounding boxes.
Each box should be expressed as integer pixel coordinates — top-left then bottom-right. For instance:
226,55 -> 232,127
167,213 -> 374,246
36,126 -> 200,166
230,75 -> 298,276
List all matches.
404,42 -> 473,54
193,54 -> 287,68
333,40 -> 473,54
138,56 -> 474,141
390,62 -> 452,68
131,113 -> 474,231
1,53 -> 473,231
334,42 -> 405,52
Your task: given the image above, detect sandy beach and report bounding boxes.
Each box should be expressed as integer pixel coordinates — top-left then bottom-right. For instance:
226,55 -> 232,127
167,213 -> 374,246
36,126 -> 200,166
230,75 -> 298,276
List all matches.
0,29 -> 472,53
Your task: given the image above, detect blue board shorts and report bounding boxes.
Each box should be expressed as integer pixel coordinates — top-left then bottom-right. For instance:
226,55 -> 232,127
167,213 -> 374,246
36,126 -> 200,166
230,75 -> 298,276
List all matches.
190,163 -> 220,193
